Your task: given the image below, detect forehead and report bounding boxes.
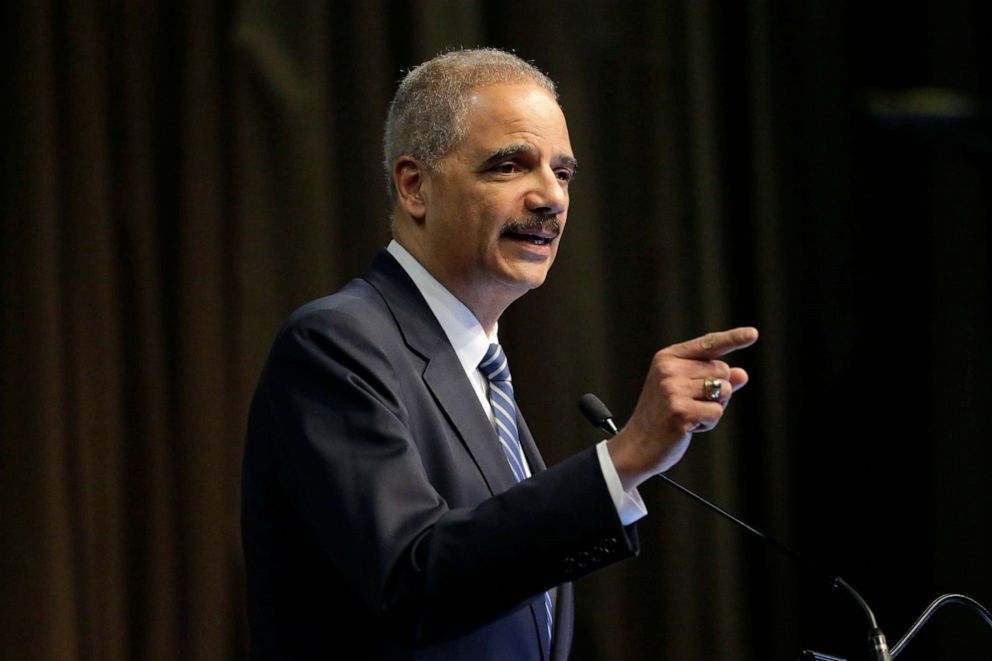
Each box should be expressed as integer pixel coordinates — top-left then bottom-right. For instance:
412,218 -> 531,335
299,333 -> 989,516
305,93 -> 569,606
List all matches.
455,83 -> 572,157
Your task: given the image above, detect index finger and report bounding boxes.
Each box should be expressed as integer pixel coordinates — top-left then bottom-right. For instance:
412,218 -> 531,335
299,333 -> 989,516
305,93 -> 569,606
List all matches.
665,327 -> 759,360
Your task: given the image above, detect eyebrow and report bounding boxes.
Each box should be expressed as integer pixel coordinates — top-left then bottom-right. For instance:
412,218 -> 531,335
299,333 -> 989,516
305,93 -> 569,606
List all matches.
476,144 -> 579,174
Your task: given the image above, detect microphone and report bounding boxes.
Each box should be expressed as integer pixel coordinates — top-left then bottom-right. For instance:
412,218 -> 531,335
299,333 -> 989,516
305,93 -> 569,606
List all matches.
577,393 -> 893,661
578,393 -> 618,436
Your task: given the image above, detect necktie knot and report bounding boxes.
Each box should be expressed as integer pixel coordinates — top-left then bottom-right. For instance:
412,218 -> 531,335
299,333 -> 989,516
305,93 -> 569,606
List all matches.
479,343 -> 512,383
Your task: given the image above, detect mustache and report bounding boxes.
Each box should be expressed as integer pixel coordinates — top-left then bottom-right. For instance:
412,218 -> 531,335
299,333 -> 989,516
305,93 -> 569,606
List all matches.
500,216 -> 562,237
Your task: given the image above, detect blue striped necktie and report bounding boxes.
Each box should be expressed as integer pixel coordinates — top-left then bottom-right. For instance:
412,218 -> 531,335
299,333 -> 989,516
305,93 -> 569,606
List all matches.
478,343 -> 554,654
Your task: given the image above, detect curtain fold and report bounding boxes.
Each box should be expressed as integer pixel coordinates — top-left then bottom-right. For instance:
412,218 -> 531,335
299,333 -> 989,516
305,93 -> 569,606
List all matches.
3,2 -> 990,659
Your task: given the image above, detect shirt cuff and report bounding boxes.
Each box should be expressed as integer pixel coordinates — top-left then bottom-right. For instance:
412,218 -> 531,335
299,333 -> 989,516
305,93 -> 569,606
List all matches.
595,439 -> 648,525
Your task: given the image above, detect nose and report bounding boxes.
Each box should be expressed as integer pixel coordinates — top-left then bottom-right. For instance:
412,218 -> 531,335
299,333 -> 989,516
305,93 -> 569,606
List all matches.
525,167 -> 568,216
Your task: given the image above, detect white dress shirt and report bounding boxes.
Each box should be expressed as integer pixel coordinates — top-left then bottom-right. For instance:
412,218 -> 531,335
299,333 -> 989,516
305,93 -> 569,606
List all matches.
387,240 -> 647,525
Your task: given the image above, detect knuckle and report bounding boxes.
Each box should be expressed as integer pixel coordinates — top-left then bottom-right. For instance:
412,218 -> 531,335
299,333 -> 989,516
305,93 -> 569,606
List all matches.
713,360 -> 731,378
659,375 -> 681,396
655,350 -> 677,368
670,400 -> 694,421
654,354 -> 678,376
706,402 -> 726,422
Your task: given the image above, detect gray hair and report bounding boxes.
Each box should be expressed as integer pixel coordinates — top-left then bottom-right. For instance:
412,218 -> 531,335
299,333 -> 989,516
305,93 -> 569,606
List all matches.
382,48 -> 558,205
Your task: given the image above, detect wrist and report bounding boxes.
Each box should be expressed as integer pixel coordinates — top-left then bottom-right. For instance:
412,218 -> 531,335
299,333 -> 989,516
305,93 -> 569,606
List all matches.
606,431 -> 650,492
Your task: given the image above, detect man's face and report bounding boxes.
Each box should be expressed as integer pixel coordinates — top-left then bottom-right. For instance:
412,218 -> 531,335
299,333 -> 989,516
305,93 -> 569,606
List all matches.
418,83 -> 576,310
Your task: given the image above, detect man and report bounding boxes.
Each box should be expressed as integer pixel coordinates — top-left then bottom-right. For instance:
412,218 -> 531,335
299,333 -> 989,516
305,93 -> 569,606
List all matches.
242,48 -> 757,660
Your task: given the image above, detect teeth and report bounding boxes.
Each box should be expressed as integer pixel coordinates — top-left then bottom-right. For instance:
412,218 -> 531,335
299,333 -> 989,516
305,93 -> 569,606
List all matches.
503,230 -> 552,245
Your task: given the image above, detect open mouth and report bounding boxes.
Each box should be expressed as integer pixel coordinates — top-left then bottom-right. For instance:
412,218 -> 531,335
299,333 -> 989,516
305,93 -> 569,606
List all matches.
502,230 -> 555,246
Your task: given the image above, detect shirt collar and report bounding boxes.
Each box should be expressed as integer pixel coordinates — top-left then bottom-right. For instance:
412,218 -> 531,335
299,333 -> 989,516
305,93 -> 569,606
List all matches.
387,240 -> 496,374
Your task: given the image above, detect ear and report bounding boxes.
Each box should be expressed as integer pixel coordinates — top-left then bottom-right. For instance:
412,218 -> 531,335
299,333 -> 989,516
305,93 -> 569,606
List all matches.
393,156 -> 429,223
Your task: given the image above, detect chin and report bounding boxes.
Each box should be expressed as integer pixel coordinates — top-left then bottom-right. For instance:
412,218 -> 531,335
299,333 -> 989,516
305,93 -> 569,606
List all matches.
488,251 -> 556,293
505,267 -> 551,292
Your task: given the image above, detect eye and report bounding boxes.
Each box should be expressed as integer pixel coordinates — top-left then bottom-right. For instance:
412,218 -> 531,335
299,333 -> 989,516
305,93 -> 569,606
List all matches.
494,161 -> 519,174
555,168 -> 574,183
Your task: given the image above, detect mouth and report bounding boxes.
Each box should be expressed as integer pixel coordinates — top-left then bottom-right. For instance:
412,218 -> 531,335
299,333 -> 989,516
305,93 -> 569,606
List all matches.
500,219 -> 561,246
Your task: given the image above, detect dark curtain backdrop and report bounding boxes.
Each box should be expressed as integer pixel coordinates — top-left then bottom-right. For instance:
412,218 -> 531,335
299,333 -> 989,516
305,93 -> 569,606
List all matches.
3,1 -> 990,659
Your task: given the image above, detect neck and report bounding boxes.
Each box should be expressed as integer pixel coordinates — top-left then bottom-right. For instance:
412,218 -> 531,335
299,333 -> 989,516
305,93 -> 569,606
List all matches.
426,267 -> 515,337
391,235 -> 517,336
462,297 -> 505,338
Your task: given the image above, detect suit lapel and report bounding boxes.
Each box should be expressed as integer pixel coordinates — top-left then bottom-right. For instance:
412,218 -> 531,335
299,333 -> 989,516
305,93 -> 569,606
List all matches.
362,250 -> 519,495
365,250 -> 565,659
423,357 -> 519,494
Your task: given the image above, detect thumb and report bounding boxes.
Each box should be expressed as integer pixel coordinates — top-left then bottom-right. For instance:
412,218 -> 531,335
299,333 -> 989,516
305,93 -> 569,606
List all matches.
729,367 -> 749,392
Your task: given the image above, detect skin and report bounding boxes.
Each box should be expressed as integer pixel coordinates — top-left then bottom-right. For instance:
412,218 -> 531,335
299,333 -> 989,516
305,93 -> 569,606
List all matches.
390,81 -> 758,492
392,83 -> 575,333
607,327 -> 758,491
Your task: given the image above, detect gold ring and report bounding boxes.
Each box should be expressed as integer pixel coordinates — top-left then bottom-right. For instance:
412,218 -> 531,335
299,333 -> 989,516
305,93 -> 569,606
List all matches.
703,378 -> 722,401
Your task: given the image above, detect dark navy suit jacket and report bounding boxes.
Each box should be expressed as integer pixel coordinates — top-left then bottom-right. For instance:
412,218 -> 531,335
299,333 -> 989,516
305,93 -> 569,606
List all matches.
242,250 -> 638,660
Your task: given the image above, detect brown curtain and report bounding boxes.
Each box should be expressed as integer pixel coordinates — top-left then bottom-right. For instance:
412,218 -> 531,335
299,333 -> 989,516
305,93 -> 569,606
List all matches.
3,1 -> 990,660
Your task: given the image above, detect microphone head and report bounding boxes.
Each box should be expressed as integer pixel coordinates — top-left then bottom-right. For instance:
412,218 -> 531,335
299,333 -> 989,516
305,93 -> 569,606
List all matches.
578,393 -> 612,425
578,394 -> 618,435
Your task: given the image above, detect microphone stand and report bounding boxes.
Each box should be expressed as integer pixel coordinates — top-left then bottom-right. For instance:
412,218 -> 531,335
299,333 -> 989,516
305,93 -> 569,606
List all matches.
577,393 -> 992,660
